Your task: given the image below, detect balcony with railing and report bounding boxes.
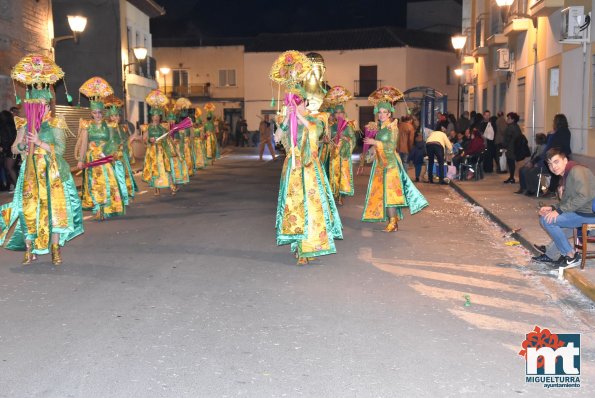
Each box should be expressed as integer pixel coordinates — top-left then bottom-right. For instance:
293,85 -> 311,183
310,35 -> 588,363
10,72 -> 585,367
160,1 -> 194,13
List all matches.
472,13 -> 489,57
486,2 -> 508,46
501,0 -> 534,37
127,55 -> 157,80
169,83 -> 211,99
354,80 -> 383,97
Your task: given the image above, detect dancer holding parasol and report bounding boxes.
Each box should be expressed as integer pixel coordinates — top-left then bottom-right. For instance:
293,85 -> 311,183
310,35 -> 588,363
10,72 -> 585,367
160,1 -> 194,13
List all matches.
76,77 -> 126,220
105,94 -> 139,202
0,54 -> 83,264
203,103 -> 220,164
360,86 -> 428,232
192,108 -> 208,170
325,86 -> 357,206
174,97 -> 195,177
141,90 -> 177,195
271,51 -> 342,265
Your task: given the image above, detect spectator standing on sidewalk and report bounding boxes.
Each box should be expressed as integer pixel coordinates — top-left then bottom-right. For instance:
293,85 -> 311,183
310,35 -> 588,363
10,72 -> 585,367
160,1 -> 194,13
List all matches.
480,110 -> 497,173
535,148 -> 595,267
397,115 -> 415,165
456,111 -> 470,134
409,132 -> 426,182
0,110 -> 18,191
425,129 -> 452,184
502,112 -> 524,184
258,114 -> 276,161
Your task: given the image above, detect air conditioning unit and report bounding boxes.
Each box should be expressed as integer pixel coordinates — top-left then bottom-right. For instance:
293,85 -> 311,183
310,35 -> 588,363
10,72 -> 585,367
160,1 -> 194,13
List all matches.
496,48 -> 512,71
464,69 -> 475,85
561,6 -> 586,41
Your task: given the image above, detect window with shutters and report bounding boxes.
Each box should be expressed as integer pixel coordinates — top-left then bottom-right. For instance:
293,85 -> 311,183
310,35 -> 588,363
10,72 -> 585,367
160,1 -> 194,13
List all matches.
218,70 -> 236,87
173,70 -> 189,96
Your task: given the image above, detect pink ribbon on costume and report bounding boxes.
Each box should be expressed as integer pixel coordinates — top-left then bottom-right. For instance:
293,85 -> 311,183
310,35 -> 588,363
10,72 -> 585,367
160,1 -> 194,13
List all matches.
24,102 -> 46,155
362,125 -> 378,158
284,93 -> 301,147
82,155 -> 114,169
334,117 -> 348,145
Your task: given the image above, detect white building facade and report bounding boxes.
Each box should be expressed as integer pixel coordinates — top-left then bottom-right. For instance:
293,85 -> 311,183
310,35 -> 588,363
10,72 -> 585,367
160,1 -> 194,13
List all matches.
154,27 -> 460,132
460,0 -> 595,160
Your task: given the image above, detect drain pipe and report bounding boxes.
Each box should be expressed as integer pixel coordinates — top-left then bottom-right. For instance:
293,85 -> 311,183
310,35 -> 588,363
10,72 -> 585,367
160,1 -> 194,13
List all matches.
531,22 -> 537,150
580,40 -> 587,153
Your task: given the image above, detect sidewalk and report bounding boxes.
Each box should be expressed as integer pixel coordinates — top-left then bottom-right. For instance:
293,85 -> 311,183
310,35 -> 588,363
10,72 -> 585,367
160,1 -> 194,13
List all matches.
450,173 -> 595,302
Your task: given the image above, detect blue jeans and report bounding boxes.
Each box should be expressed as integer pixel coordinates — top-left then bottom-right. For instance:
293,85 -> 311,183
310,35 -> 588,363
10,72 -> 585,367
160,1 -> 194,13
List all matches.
540,212 -> 595,256
414,163 -> 423,180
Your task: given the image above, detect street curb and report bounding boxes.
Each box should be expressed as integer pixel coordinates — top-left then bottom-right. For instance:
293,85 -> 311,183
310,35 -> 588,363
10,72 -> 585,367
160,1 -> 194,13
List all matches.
564,268 -> 595,302
448,180 -> 539,254
449,180 -> 595,302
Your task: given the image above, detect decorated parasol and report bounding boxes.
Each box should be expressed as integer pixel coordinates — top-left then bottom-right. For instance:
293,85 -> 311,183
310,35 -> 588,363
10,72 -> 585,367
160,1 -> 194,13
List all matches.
174,97 -> 192,110
145,89 -> 169,109
269,50 -> 313,84
324,85 -> 353,106
11,54 -> 64,86
104,94 -> 123,108
79,76 -> 113,100
368,86 -> 406,114
203,102 -> 216,114
11,54 -> 66,155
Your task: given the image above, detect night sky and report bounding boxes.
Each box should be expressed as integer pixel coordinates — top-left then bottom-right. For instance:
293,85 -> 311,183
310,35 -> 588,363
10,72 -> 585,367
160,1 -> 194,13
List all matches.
151,0 -> 410,40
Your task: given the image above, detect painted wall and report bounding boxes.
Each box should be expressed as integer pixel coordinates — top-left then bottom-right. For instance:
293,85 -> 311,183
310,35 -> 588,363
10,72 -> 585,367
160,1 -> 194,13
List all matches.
152,45 -> 245,102
0,0 -> 54,110
245,47 -> 458,131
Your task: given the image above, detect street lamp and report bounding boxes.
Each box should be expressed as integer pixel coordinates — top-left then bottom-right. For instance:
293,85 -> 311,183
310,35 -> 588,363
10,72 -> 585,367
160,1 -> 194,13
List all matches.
122,47 -> 148,121
52,15 -> 87,47
451,34 -> 467,117
451,35 -> 467,51
159,67 -> 171,96
495,0 -> 514,6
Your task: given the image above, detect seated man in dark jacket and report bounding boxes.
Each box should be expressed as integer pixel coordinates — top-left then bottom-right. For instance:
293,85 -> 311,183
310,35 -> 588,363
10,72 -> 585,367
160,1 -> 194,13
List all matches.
534,148 -> 595,267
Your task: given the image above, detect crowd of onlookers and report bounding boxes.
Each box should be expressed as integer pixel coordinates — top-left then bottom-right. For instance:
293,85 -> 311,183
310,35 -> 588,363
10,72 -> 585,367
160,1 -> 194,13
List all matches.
0,106 -> 20,192
397,109 -> 573,198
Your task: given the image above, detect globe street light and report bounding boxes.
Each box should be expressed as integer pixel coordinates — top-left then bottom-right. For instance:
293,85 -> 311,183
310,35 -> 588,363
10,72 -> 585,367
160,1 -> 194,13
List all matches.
451,34 -> 468,117
451,34 -> 467,51
52,15 -> 87,47
159,67 -> 171,96
122,47 -> 149,121
495,0 -> 514,6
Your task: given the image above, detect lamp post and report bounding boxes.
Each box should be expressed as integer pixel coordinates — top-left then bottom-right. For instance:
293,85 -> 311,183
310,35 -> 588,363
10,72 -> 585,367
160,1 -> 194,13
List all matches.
159,67 -> 170,96
51,15 -> 87,53
122,47 -> 148,123
451,34 -> 467,118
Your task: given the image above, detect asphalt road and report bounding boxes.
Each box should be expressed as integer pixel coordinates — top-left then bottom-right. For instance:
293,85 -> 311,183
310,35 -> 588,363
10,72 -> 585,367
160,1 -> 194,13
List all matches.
0,148 -> 594,397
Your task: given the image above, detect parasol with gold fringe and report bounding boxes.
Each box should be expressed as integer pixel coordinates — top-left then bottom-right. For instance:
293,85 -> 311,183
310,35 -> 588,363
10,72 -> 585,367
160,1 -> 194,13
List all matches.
104,94 -> 124,108
175,97 -> 192,110
79,76 -> 113,100
11,54 -> 64,86
145,89 -> 169,109
324,85 -> 353,106
269,50 -> 313,85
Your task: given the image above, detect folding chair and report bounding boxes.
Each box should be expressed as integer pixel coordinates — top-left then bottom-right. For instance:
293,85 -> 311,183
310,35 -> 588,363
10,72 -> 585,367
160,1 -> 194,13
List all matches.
574,224 -> 595,269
